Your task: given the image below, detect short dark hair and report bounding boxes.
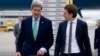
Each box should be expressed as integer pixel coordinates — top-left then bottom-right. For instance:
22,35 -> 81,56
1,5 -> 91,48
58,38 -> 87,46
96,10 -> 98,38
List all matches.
64,4 -> 77,18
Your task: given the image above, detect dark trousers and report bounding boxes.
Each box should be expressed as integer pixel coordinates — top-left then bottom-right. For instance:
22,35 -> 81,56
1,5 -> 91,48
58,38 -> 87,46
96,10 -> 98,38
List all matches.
22,53 -> 37,56
22,53 -> 49,56
98,48 -> 100,56
23,55 -> 36,56
60,53 -> 81,56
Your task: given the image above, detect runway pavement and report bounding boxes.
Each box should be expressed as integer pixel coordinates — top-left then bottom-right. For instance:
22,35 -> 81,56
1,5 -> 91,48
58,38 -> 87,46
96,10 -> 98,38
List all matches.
0,25 -> 98,56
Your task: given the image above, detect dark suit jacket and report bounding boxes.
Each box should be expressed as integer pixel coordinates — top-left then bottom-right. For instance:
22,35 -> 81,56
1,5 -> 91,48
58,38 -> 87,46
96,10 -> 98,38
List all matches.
14,23 -> 20,43
94,28 -> 100,49
54,19 -> 92,56
16,16 -> 54,56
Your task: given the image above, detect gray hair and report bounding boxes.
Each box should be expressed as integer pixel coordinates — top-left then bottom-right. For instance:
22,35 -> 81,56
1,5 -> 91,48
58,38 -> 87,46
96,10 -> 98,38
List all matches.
31,0 -> 43,9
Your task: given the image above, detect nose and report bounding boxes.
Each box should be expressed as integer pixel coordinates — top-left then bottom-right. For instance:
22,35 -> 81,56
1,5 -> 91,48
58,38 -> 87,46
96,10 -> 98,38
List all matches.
35,10 -> 40,14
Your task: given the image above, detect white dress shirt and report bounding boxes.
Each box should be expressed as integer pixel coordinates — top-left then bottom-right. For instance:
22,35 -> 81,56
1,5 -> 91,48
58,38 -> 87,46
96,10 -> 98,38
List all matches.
32,17 -> 47,53
64,18 -> 80,53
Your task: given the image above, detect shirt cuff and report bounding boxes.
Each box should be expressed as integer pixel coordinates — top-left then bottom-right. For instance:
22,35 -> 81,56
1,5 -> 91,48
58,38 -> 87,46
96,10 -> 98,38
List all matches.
40,47 -> 47,53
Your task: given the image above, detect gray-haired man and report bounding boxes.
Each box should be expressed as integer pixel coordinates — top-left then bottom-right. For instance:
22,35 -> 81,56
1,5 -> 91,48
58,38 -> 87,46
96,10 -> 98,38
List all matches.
16,0 -> 54,56
14,16 -> 24,44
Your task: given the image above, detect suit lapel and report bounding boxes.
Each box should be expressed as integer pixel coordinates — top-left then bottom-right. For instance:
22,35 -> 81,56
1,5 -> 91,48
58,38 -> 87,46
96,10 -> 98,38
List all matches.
36,16 -> 44,41
63,21 -> 67,39
61,21 -> 67,52
17,24 -> 20,32
76,19 -> 81,42
28,17 -> 35,40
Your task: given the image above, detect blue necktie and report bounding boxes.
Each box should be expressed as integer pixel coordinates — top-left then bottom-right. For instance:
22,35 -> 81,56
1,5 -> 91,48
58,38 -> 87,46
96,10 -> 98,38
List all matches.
32,19 -> 38,41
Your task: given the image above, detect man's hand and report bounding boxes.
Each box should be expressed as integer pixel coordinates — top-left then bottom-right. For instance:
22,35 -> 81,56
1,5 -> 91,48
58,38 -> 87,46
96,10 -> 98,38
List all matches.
37,50 -> 44,56
16,52 -> 22,56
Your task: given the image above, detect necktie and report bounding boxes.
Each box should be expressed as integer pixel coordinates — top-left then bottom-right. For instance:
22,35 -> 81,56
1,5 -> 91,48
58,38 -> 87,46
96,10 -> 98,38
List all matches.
32,19 -> 38,41
68,22 -> 73,54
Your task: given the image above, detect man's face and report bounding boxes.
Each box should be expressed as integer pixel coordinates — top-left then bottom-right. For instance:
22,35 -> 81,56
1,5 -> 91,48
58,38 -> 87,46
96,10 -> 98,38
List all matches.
63,9 -> 72,20
31,7 -> 42,19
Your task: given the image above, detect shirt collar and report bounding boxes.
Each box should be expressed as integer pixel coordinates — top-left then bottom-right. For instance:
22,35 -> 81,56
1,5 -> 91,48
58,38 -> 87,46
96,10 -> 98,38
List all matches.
68,18 -> 77,24
32,16 -> 40,21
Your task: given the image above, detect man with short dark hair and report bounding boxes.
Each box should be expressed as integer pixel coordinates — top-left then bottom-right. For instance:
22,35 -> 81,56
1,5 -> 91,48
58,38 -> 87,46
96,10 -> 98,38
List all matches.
54,4 -> 92,56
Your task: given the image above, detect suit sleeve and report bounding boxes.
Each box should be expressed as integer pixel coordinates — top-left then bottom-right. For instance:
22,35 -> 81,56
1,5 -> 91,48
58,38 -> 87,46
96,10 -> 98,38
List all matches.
83,23 -> 92,56
94,29 -> 99,49
43,21 -> 54,51
54,23 -> 62,56
16,21 -> 25,52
